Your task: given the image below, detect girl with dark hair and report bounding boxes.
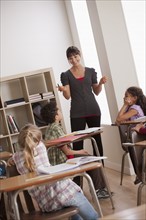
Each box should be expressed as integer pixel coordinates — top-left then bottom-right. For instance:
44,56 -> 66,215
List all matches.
116,86 -> 146,124
116,86 -> 146,184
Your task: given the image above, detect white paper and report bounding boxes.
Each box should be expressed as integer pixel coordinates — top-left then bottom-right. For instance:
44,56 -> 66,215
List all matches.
75,127 -> 103,135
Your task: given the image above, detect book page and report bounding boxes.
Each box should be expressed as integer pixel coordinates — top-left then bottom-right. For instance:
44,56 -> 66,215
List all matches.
74,127 -> 103,135
37,163 -> 78,174
66,156 -> 107,165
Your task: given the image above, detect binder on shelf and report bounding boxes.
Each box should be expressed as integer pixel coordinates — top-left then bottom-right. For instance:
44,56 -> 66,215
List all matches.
4,98 -> 25,107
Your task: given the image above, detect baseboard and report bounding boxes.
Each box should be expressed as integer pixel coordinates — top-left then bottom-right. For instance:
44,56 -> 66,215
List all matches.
104,159 -> 135,175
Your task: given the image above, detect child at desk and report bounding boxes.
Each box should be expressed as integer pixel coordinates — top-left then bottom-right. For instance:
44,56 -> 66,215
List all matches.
116,86 -> 146,125
12,124 -> 99,220
41,101 -> 88,165
41,101 -> 113,199
116,86 -> 146,184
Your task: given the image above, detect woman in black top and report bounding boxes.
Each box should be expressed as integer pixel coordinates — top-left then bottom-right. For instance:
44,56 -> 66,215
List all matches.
58,46 -> 111,199
58,46 -> 107,157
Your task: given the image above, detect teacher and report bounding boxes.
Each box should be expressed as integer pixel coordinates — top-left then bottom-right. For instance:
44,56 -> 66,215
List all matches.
58,46 -> 107,157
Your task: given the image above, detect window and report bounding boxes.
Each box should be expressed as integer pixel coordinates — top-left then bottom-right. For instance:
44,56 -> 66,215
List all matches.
71,0 -> 111,124
122,0 -> 145,93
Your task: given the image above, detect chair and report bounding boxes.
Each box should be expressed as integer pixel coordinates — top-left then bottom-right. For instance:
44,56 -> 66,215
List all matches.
137,147 -> 146,206
118,124 -> 131,185
0,160 -> 9,220
117,117 -> 146,185
122,131 -> 146,205
5,165 -> 79,220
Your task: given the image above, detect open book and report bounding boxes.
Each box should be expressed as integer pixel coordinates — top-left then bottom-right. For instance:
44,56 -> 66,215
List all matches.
37,156 -> 107,175
74,127 -> 103,135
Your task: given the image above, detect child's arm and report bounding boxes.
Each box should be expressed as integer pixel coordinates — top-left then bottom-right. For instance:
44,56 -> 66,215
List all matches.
61,144 -> 89,156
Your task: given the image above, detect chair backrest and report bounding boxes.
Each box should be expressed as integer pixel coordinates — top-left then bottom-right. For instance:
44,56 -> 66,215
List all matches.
7,165 -> 79,220
118,125 -> 129,143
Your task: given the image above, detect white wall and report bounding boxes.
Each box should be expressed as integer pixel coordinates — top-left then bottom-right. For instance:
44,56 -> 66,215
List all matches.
1,0 -> 72,132
1,0 -> 138,175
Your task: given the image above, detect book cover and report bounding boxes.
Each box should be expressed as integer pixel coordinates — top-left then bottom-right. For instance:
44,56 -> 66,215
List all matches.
46,134 -> 88,147
7,115 -> 19,133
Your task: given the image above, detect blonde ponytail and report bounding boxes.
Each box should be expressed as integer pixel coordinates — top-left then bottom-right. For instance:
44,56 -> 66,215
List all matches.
18,124 -> 42,172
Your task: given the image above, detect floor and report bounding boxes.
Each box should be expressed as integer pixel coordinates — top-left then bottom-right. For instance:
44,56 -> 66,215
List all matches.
83,167 -> 146,217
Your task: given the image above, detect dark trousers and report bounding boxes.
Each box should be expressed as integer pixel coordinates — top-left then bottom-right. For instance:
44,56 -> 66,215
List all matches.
71,116 -> 103,156
128,146 -> 144,180
71,116 -> 105,189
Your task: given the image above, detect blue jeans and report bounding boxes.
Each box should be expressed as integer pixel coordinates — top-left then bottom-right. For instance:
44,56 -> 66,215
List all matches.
65,191 -> 99,220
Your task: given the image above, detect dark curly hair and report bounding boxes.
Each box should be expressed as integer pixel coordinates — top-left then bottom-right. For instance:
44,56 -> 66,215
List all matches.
41,101 -> 58,124
126,86 -> 146,115
66,46 -> 81,59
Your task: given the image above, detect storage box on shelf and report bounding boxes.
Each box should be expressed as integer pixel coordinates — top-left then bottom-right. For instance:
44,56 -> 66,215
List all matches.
0,68 -> 65,154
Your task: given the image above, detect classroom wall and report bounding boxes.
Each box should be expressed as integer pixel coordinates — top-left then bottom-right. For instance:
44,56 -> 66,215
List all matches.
1,0 -> 135,175
1,0 -> 72,132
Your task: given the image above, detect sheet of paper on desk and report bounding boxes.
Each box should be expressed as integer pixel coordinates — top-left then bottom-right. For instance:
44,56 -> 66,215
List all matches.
74,127 -> 103,135
37,156 -> 107,174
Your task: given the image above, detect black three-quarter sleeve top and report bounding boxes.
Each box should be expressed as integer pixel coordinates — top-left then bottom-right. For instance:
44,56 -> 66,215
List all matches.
60,67 -> 101,118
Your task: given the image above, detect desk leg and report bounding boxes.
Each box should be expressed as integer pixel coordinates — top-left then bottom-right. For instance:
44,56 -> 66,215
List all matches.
89,137 -> 115,209
100,166 -> 115,209
75,172 -> 103,217
10,190 -> 21,220
137,148 -> 146,206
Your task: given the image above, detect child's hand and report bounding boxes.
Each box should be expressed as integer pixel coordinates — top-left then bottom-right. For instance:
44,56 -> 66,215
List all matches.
7,157 -> 15,166
124,97 -> 132,105
132,123 -> 144,133
79,149 -> 89,155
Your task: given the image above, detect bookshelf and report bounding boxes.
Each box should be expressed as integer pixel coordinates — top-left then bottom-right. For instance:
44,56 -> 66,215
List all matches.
0,68 -> 65,153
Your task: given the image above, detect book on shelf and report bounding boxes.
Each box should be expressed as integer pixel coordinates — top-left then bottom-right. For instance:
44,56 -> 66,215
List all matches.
29,94 -> 42,102
37,156 -> 107,174
7,115 -> 19,133
4,98 -> 25,107
40,92 -> 54,99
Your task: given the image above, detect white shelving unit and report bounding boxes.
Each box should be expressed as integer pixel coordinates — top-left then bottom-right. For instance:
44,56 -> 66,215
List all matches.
0,68 -> 65,153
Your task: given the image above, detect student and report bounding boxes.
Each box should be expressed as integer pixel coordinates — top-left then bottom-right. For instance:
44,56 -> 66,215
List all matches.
41,101 -> 88,165
116,86 -> 146,125
12,124 -> 99,220
41,101 -> 112,199
116,86 -> 146,184
58,46 -> 107,158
